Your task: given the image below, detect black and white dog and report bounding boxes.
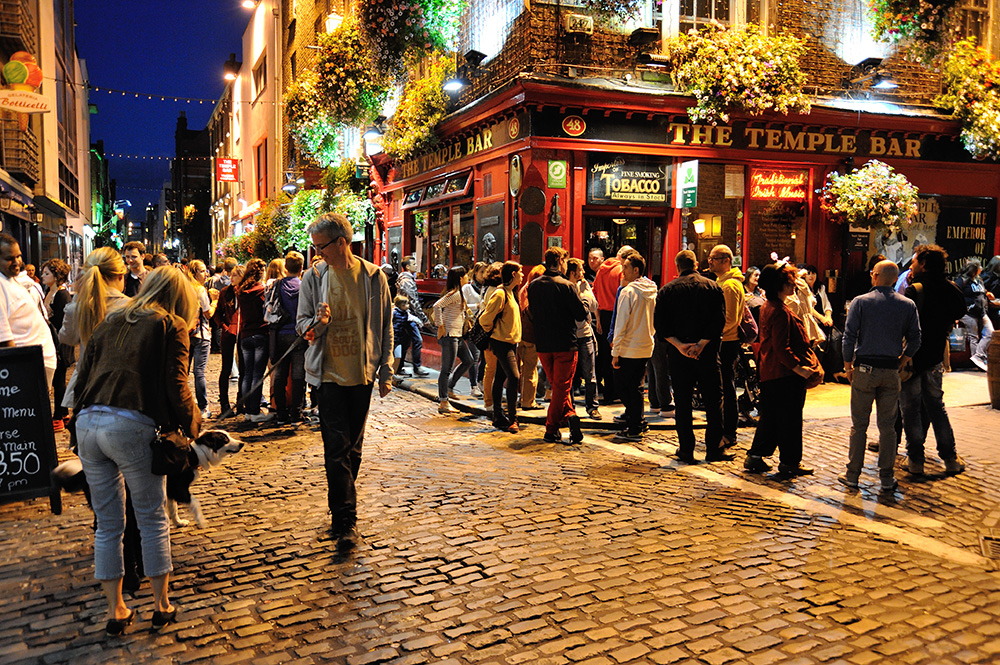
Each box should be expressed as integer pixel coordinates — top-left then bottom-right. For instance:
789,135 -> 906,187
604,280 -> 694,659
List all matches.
52,429 -> 244,529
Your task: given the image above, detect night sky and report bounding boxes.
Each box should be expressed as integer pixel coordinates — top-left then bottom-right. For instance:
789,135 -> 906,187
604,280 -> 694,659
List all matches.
74,1 -> 249,210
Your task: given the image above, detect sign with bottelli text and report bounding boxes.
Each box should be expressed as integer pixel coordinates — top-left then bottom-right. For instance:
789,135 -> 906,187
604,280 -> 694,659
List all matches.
587,155 -> 670,207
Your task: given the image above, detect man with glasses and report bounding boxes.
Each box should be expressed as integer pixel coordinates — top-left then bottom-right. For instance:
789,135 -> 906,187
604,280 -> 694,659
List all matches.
298,213 -> 393,553
839,260 -> 920,493
708,245 -> 746,450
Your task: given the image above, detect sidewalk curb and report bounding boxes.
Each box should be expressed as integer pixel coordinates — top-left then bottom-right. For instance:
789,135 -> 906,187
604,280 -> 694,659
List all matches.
392,377 -> 691,431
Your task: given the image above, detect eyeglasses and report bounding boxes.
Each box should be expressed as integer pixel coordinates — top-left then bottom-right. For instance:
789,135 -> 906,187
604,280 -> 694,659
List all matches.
311,237 -> 338,253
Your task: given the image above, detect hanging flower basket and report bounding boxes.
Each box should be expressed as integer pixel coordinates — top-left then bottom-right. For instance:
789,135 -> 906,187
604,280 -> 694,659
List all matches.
662,23 -> 811,126
935,39 -> 1000,161
818,160 -> 919,230
870,0 -> 963,65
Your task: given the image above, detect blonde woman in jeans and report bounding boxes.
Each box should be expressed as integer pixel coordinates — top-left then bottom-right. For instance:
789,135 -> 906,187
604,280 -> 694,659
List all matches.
434,266 -> 477,413
74,267 -> 200,636
479,261 -> 523,431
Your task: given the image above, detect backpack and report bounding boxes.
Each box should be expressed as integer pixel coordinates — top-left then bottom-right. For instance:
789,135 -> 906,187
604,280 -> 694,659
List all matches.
737,300 -> 758,344
264,279 -> 292,328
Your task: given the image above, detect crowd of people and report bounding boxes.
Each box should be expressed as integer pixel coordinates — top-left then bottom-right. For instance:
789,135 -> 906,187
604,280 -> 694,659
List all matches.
0,221 -> 988,635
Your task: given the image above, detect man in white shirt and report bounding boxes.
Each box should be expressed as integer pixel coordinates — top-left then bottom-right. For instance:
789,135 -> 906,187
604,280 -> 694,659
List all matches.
0,233 -> 56,384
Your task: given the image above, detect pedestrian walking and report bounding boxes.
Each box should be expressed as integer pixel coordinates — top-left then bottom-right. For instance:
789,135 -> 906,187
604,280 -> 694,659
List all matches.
839,259 -> 921,493
655,250 -> 730,463
480,262 -> 503,410
954,260 -> 994,371
237,258 -> 272,423
528,247 -> 587,443
270,251 -> 307,424
566,258 -> 601,419
434,265 -> 477,413
0,233 -> 56,385
396,256 -> 430,377
214,265 -> 244,416
479,261 -> 523,432
41,258 -> 73,428
186,260 -> 217,419
518,264 -> 544,410
707,244 -> 746,449
299,213 -> 393,551
744,262 -> 820,477
900,245 -> 966,476
74,266 -> 201,635
610,251 -> 657,442
463,262 -> 486,397
593,245 -> 634,403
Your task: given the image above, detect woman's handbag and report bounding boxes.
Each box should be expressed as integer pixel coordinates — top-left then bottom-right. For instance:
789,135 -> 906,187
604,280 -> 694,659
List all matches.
465,293 -> 505,351
461,306 -> 474,337
150,428 -> 194,476
802,347 -> 825,389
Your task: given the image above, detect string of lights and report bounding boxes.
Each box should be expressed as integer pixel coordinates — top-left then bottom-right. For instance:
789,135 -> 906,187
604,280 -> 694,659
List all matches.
105,153 -> 218,161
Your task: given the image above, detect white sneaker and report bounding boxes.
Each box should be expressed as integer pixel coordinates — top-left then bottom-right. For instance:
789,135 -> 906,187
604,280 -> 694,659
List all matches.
249,412 -> 275,423
200,408 -> 212,420
971,354 -> 988,372
471,385 -> 483,398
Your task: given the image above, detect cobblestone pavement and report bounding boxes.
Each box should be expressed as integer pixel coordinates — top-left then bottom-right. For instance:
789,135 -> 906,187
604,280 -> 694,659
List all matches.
1,353 -> 999,664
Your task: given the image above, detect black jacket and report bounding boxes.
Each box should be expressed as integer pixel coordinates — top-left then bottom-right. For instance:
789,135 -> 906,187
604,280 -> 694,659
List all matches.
527,269 -> 587,352
905,273 -> 967,373
654,270 -> 725,344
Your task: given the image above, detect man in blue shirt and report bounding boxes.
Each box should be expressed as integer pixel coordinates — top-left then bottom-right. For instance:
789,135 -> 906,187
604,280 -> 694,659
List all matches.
840,260 -> 921,493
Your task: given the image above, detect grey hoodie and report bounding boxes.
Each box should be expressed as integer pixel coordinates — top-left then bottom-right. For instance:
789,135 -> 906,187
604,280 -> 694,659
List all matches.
612,276 -> 657,359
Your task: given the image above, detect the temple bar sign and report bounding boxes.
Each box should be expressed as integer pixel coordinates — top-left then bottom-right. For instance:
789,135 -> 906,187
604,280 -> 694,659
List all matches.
664,123 -> 921,158
216,158 -> 239,182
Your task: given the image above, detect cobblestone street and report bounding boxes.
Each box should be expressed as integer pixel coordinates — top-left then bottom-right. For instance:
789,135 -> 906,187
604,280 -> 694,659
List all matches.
1,353 -> 999,664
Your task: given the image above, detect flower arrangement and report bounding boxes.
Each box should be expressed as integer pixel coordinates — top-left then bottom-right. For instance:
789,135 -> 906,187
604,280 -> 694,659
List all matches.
286,71 -> 344,168
583,0 -> 644,23
818,160 -> 919,230
382,53 -> 453,159
869,0 -> 962,64
217,199 -> 289,261
662,23 -> 811,126
358,0 -> 447,80
935,39 -> 1000,161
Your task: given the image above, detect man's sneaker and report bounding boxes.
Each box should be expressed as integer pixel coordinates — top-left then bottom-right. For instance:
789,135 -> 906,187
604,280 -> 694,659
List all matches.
867,441 -> 879,452
249,412 -> 275,423
543,431 -> 562,443
659,409 -> 673,418
705,452 -> 735,463
744,455 -> 770,474
944,455 -> 966,475
587,408 -> 602,420
660,403 -> 674,412
200,408 -> 212,420
396,368 -> 411,377
613,430 -> 642,442
971,354 -> 988,372
470,385 -> 483,398
614,414 -> 626,424
907,458 -> 924,475
880,477 -> 898,493
413,367 -> 430,377
838,474 -> 860,489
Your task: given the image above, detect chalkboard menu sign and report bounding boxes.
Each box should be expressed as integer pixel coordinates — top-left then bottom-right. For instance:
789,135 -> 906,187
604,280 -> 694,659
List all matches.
0,346 -> 61,514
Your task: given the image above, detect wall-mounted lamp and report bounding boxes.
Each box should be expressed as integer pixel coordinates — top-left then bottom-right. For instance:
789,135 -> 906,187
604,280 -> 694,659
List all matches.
28,206 -> 43,223
224,53 -> 241,81
241,0 -> 256,8
693,219 -> 706,235
363,115 -> 387,141
637,52 -> 670,67
0,192 -> 11,211
443,50 -> 488,95
629,27 -> 660,49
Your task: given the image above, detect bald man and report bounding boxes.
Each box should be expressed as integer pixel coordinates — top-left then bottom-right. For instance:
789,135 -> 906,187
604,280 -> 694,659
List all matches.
840,259 -> 921,494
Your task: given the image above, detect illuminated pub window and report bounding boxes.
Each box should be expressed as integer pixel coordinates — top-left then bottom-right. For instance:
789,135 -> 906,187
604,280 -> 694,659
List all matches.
746,167 -> 809,269
682,163 -> 743,267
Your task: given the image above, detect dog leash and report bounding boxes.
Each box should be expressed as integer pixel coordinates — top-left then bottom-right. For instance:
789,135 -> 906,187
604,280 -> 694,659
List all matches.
214,319 -> 319,422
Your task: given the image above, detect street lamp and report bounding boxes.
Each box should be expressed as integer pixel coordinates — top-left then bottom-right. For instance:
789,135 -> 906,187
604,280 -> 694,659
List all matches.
224,53 -> 241,81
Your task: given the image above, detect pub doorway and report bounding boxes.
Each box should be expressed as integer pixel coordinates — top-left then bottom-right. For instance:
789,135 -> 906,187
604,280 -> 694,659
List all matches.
585,214 -> 667,286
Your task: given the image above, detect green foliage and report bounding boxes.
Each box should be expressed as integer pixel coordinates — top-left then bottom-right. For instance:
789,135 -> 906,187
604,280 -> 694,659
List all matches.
283,190 -> 324,252
382,54 -> 453,160
332,190 -> 375,236
869,0 -> 962,65
583,0 -> 644,23
216,200 -> 288,262
819,160 -> 919,231
935,39 -> 1000,161
662,23 -> 811,126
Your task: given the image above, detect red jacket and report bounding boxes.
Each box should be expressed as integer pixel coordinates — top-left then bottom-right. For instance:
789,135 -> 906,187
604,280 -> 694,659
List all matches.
593,258 -> 623,312
758,300 -> 811,383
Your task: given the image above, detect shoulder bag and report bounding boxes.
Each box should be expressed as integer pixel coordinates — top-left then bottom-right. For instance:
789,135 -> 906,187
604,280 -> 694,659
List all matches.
150,428 -> 194,476
465,291 -> 505,351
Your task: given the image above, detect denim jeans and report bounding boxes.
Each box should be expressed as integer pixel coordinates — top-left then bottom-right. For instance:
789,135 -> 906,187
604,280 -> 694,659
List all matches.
646,337 -> 672,411
240,333 -> 269,415
719,340 -> 741,440
318,382 -> 374,525
899,363 -> 957,463
574,336 -> 598,412
396,320 -> 423,369
614,356 -> 648,434
272,332 -> 306,419
76,409 -> 172,580
962,313 -> 994,360
219,331 -> 243,413
190,336 -> 211,411
491,340 -> 519,425
847,365 -> 900,479
439,336 -> 475,399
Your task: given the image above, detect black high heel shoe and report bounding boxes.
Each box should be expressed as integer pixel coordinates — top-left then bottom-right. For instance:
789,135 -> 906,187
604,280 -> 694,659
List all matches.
105,609 -> 135,636
151,607 -> 177,630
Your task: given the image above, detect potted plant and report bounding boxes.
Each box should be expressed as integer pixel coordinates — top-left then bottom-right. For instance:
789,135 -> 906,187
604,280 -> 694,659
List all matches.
935,39 -> 1000,161
818,160 -> 919,230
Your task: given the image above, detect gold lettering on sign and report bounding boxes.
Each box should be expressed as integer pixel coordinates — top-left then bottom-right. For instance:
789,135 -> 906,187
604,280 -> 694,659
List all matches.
715,126 -> 733,147
668,123 -> 689,144
745,128 -> 765,148
749,169 -> 808,201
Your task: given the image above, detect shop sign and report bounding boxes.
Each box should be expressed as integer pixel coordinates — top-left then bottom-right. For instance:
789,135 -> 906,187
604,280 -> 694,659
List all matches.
548,160 -> 568,188
587,155 -> 669,207
677,160 -> 698,208
0,90 -> 50,114
215,158 -> 239,182
397,113 -> 527,180
725,165 -> 744,198
749,169 -> 808,201
562,115 -> 586,137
